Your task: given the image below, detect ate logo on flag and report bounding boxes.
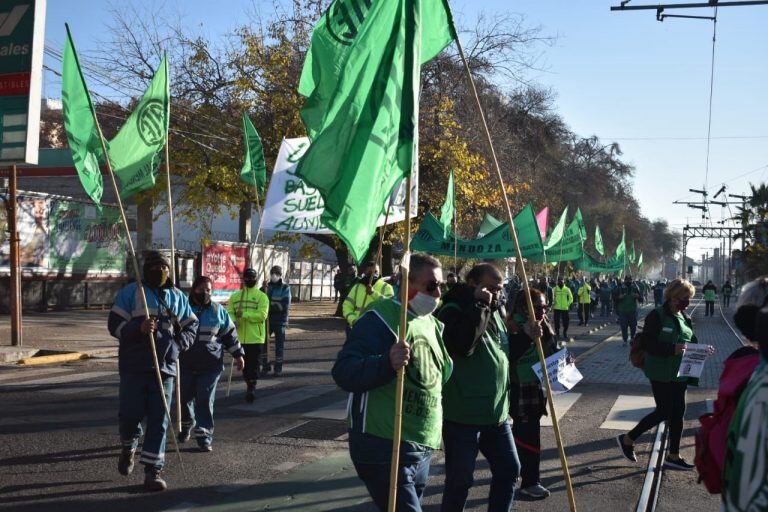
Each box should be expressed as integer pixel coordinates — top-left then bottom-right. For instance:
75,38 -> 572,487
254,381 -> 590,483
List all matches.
137,99 -> 166,146
327,0 -> 372,45
406,335 -> 442,391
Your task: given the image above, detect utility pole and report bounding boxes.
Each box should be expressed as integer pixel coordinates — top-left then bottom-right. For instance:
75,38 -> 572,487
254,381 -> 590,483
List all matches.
8,165 -> 22,347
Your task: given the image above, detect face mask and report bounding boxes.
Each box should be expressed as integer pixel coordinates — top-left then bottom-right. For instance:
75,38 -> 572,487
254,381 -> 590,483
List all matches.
676,298 -> 690,312
270,274 -> 281,283
244,279 -> 257,288
146,267 -> 169,288
409,292 -> 440,317
193,291 -> 211,305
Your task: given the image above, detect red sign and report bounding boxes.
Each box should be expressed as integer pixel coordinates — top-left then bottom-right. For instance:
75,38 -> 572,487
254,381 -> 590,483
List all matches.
201,241 -> 249,302
0,72 -> 30,96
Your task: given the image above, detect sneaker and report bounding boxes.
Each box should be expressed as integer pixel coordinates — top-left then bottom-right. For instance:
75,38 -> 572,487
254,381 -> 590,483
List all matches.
245,389 -> 255,404
616,434 -> 637,462
178,427 -> 191,443
198,443 -> 213,452
664,456 -> 695,470
143,468 -> 168,492
519,483 -> 550,499
117,448 -> 135,476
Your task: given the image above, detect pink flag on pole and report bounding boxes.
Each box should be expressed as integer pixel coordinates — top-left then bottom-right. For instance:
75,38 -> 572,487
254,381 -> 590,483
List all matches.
536,207 -> 549,242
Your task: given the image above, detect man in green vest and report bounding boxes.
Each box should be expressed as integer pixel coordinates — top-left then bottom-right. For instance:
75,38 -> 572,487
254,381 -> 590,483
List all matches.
552,279 -> 573,341
722,279 -> 734,307
703,280 -> 718,317
342,261 -> 395,333
332,253 -> 452,512
438,263 -> 520,511
614,275 -> 643,345
577,279 -> 592,327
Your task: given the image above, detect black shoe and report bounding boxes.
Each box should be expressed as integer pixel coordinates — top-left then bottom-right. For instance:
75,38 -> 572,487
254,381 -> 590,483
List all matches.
616,434 -> 637,462
664,456 -> 695,470
143,468 -> 168,492
178,427 -> 191,443
198,443 -> 213,452
245,389 -> 255,403
117,448 -> 135,476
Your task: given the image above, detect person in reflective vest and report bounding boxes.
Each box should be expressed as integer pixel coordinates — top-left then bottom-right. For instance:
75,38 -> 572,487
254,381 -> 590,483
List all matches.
179,276 -> 244,451
108,250 -> 198,492
266,265 -> 291,376
703,280 -> 718,317
332,253 -> 452,512
342,261 -> 394,332
227,268 -> 269,403
722,280 -> 733,308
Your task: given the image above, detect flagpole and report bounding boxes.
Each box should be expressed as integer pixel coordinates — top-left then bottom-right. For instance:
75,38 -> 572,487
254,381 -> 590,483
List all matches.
163,136 -> 183,434
387,173 -> 412,512
90,101 -> 184,471
251,183 -> 270,367
454,35 -> 577,511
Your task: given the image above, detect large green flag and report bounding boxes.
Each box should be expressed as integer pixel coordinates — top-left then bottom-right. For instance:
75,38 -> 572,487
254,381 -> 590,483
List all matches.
544,207 -> 569,251
239,112 -> 267,195
637,252 -> 644,269
594,225 -> 605,256
629,241 -> 637,264
615,228 -> 626,266
438,169 -> 455,238
476,213 -> 503,238
61,24 -> 104,206
296,0 -> 456,262
536,208 -> 586,263
108,56 -> 169,199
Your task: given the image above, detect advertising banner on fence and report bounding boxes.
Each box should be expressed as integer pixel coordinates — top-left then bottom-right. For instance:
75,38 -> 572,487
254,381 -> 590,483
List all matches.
261,137 -> 418,234
0,193 -> 125,274
201,241 -> 249,302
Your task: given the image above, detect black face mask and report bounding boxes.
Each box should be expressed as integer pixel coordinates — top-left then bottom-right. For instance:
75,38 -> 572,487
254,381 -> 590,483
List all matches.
145,268 -> 169,288
192,292 -> 211,305
244,279 -> 257,288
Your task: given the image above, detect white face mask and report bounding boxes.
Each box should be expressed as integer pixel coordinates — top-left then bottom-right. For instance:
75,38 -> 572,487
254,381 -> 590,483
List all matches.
409,292 -> 440,317
270,274 -> 280,283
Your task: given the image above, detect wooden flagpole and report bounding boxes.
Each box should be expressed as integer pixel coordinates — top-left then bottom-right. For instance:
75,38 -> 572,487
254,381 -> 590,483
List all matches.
454,35 -> 577,511
387,173 -> 412,512
452,176 -> 458,277
90,108 -> 184,470
164,137 -> 182,434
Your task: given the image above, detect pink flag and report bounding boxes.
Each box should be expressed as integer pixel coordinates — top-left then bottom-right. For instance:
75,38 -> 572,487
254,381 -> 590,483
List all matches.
536,207 -> 549,242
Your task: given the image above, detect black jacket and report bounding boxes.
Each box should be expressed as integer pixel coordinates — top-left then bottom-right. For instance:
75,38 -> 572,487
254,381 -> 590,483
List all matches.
438,283 -> 502,358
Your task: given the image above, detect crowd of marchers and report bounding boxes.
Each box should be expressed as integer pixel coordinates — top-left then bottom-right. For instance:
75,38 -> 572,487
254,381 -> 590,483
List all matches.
106,251 -> 767,512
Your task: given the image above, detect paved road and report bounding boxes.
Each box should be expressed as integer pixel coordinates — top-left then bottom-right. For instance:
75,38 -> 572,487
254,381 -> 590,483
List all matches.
0,299 -> 739,511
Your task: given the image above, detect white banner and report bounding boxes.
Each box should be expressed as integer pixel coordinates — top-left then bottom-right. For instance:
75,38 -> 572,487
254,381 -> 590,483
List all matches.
261,137 -> 418,234
531,348 -> 583,394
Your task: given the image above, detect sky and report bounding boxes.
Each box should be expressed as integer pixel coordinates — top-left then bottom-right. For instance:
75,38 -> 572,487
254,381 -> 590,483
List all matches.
42,0 -> 768,262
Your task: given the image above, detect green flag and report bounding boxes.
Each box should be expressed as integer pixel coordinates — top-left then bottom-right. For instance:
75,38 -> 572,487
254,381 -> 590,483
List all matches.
61,24 -> 104,206
296,0 -> 456,262
239,112 -> 267,195
438,169 -> 455,238
615,228 -> 626,266
629,241 -> 637,264
594,225 -> 605,256
637,252 -> 644,269
544,207 -> 569,251
537,208 -> 586,263
476,213 -> 503,238
108,56 -> 170,199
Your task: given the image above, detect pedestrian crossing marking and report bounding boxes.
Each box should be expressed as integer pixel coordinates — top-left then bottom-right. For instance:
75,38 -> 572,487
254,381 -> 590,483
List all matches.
228,384 -> 337,413
541,392 -> 582,427
302,398 -> 348,420
599,394 -> 656,430
0,371 -> 115,390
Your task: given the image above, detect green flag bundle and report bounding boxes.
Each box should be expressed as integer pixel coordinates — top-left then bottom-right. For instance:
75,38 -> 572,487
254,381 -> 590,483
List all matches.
544,207 -> 569,251
239,112 -> 266,195
637,252 -> 644,269
108,56 -> 170,199
615,228 -> 627,266
438,169 -> 455,238
61,24 -> 104,206
594,225 -> 605,256
296,0 -> 456,263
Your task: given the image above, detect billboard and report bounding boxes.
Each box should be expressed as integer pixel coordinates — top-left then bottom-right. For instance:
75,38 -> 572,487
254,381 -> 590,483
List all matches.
0,0 -> 46,164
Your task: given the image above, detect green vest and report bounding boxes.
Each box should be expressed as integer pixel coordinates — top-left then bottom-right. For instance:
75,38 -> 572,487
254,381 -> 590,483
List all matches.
360,299 -> 452,449
511,312 -> 541,384
617,284 -> 640,314
643,306 -> 697,384
553,286 -> 572,311
441,308 -> 509,425
723,285 -> 733,296
704,288 -> 717,301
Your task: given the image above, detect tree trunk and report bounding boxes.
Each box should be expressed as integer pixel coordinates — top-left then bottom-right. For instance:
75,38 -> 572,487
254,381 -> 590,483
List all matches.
136,196 -> 153,252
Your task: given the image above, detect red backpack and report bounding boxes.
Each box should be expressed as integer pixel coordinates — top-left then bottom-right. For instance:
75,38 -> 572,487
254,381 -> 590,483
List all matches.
694,350 -> 760,493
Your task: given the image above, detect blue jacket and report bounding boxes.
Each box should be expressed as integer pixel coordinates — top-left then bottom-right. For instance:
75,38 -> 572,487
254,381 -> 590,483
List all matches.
331,311 -> 428,465
108,281 -> 198,376
267,281 -> 291,326
181,301 -> 245,373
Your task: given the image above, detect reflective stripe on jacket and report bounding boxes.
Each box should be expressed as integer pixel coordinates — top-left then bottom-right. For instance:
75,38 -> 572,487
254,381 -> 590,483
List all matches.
226,287 -> 269,344
342,279 -> 394,326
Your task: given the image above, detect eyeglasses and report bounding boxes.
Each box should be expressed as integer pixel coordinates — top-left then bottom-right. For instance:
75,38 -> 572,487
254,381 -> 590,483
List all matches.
425,280 -> 444,293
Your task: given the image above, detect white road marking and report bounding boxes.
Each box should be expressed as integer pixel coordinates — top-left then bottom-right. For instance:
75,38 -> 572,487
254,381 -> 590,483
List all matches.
541,393 -> 582,427
0,371 -> 115,390
599,394 -> 656,430
302,399 -> 348,420
228,384 -> 337,413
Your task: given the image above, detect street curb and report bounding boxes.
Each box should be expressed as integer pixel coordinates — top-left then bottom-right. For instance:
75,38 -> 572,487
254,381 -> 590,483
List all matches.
18,352 -> 88,366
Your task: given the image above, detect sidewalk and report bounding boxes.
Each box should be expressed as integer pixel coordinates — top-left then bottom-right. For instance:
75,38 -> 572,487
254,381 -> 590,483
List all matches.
0,300 -> 340,363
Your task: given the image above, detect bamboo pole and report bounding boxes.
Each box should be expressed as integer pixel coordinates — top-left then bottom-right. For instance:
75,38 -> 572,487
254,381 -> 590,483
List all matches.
454,35 -> 577,511
251,183 -> 270,368
90,103 -> 184,470
164,138 -> 182,434
386,173 -> 412,512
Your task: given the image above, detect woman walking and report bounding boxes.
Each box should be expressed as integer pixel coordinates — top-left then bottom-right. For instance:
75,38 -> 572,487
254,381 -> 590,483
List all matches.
179,276 -> 245,451
617,278 -> 715,469
507,287 -> 558,499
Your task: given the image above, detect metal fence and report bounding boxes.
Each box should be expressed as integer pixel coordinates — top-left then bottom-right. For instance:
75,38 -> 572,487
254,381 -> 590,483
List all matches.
288,260 -> 337,302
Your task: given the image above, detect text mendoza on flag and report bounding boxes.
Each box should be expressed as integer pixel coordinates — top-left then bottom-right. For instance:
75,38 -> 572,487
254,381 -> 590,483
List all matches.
61,24 -> 104,206
108,55 -> 169,199
239,112 -> 266,195
296,0 -> 456,263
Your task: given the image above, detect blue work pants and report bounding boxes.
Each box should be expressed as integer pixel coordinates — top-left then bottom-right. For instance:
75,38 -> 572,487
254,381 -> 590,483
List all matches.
180,369 -> 220,447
